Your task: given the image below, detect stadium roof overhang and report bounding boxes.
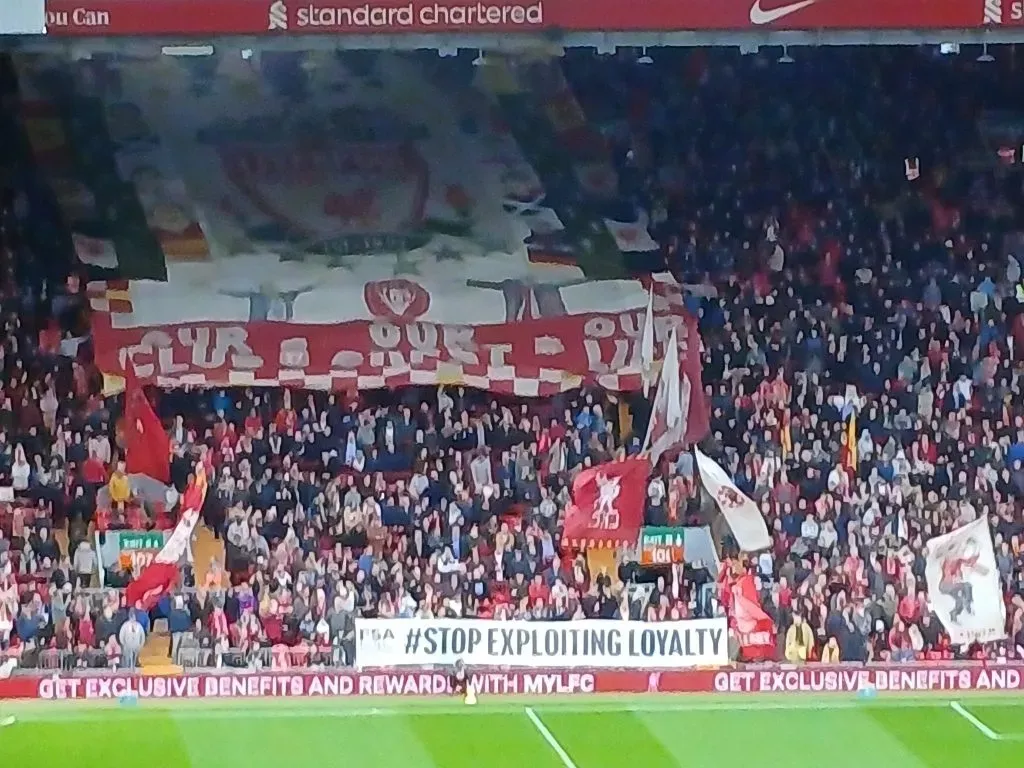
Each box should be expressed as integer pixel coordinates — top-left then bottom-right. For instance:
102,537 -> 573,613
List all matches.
13,28 -> 1024,57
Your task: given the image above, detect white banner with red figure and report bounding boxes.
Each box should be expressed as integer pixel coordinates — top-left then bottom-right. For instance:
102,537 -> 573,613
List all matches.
562,456 -> 650,548
925,517 -> 1006,645
695,448 -> 772,553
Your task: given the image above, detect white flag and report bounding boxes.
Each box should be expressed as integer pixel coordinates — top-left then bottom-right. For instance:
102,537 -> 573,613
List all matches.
694,447 -> 771,552
72,233 -> 119,269
640,287 -> 655,397
643,324 -> 687,465
925,517 -> 1006,645
603,216 -> 660,252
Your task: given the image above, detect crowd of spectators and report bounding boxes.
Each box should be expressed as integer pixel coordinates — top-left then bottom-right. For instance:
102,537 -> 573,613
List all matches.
563,46 -> 1024,662
2,47 -> 1024,672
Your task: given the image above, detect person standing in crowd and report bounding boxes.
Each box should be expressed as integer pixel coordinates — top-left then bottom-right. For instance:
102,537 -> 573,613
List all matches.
72,541 -> 96,588
118,610 -> 146,670
785,614 -> 813,663
167,595 -> 192,663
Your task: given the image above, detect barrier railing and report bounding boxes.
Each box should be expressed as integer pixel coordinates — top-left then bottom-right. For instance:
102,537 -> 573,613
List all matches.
73,587 -> 200,600
9,645 -> 350,672
5,647 -> 1006,675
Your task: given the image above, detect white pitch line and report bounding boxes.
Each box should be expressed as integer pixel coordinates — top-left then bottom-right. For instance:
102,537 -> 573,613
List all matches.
2,698 -> 915,723
525,706 -> 579,768
950,701 -> 1001,741
8,696 -> 1024,724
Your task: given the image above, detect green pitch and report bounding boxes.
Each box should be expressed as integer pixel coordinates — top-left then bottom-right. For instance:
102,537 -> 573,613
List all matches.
1,693 -> 1022,767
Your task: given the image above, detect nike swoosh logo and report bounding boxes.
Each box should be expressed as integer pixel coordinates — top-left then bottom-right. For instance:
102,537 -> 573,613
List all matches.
749,0 -> 820,25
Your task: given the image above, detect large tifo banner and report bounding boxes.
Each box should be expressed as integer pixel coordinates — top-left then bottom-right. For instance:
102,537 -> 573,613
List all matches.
90,282 -> 704,396
355,618 -> 729,669
41,0 -> 1012,36
50,51 -> 705,398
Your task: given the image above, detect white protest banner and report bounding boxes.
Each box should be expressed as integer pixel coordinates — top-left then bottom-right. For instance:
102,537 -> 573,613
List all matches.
925,517 -> 1007,645
355,618 -> 729,669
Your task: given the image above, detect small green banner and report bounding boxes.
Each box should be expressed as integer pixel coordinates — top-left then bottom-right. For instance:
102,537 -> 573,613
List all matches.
638,527 -> 685,566
118,531 -> 165,552
97,529 -> 168,580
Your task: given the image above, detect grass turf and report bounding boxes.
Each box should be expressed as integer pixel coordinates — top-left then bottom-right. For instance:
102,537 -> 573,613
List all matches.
1,693 -> 1023,767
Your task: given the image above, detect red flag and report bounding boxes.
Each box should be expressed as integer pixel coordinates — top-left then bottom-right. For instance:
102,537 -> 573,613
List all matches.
721,571 -> 776,661
124,371 -> 170,483
125,465 -> 208,609
562,457 -> 649,548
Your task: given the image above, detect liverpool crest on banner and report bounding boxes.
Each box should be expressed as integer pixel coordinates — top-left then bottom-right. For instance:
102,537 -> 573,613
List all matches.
562,457 -> 649,549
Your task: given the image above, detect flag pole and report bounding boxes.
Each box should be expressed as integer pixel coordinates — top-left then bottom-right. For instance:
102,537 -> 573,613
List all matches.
640,285 -> 655,397
642,323 -> 681,461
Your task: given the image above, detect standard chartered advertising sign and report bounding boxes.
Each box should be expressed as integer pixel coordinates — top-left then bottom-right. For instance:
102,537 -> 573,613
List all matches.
355,618 -> 728,669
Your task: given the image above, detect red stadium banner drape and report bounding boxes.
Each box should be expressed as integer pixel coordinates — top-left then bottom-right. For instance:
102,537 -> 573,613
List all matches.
562,456 -> 649,549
